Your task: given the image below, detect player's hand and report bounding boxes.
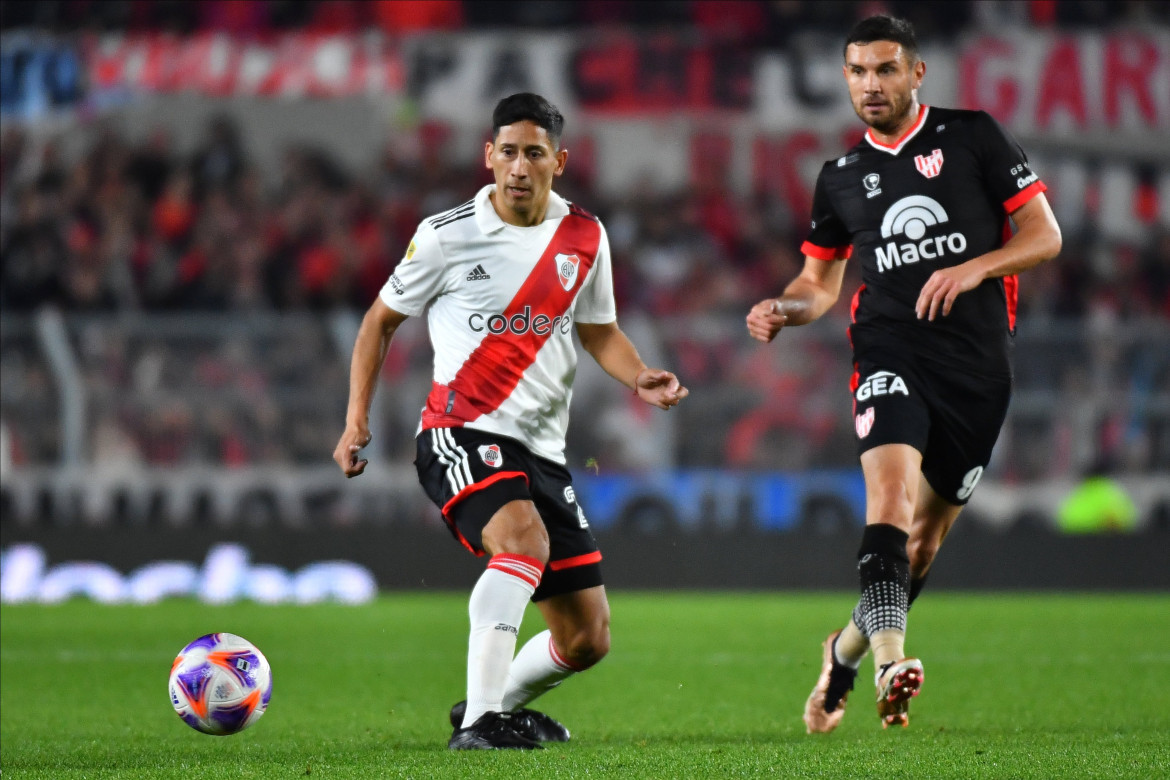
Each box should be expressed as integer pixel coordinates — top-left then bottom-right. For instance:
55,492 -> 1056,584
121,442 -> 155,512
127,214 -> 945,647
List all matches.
746,298 -> 787,343
333,424 -> 372,478
916,262 -> 986,321
634,368 -> 689,410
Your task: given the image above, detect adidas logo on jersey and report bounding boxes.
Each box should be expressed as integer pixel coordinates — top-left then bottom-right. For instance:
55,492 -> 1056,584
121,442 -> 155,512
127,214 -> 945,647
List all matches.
466,264 -> 491,281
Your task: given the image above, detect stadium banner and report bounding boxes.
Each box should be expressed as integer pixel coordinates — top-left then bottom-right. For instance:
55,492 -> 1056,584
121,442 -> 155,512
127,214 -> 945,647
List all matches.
83,31 -> 407,99
60,30 -> 1169,210
67,29 -> 1170,139
3,522 -> 1167,604
3,468 -> 1168,601
754,29 -> 1170,136
3,466 -> 1167,534
0,32 -> 87,119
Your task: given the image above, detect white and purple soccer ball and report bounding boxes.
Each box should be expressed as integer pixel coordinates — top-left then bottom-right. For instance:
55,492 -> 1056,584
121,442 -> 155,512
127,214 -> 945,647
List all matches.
169,633 -> 272,735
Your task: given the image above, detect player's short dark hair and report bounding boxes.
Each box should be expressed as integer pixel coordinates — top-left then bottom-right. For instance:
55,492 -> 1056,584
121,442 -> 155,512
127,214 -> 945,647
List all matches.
491,93 -> 564,147
844,15 -> 920,63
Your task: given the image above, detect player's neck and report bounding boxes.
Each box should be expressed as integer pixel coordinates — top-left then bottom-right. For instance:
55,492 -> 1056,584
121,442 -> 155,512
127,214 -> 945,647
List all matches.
490,191 -> 548,228
867,101 -> 923,147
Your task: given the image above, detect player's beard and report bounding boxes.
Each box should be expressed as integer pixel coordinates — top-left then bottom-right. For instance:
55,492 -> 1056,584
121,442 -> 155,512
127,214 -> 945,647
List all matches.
857,91 -> 914,135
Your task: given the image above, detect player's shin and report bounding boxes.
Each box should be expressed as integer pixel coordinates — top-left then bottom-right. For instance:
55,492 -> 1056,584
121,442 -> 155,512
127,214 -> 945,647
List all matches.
501,629 -> 580,711
464,554 -> 543,727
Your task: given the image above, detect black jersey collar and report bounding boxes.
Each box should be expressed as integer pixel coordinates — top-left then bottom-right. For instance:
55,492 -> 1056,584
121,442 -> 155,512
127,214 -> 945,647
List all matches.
864,105 -> 930,156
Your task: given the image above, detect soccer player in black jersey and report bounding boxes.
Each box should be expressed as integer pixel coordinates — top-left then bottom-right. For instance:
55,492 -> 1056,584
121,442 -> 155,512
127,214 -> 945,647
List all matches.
746,15 -> 1061,732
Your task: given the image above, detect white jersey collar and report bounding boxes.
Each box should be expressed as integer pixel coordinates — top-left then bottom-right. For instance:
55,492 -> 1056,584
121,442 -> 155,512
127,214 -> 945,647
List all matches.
475,184 -> 570,234
864,105 -> 930,156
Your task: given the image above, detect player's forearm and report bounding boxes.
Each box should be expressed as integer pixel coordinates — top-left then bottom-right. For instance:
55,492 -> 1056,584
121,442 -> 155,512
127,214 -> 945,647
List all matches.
970,195 -> 1062,281
345,311 -> 398,427
578,323 -> 645,391
775,279 -> 838,327
968,218 -> 1062,281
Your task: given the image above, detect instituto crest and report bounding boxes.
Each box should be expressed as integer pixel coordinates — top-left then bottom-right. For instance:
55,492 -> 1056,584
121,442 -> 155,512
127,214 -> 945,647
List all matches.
855,407 -> 875,439
914,149 -> 944,179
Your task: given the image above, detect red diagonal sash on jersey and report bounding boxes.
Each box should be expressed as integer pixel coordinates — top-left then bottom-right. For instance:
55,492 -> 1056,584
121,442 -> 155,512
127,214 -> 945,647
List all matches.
422,213 -> 601,429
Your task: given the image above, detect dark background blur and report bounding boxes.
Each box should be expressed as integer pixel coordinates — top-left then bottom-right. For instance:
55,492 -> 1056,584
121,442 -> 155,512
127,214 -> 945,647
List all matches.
2,1 -> 1167,600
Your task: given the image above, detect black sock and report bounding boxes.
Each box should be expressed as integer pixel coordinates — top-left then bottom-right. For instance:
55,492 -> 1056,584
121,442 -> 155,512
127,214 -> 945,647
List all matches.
853,524 -> 910,635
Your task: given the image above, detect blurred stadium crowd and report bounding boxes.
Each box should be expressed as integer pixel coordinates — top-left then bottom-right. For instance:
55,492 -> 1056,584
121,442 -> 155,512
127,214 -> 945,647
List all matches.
3,114 -> 1167,319
1,0 -> 1168,484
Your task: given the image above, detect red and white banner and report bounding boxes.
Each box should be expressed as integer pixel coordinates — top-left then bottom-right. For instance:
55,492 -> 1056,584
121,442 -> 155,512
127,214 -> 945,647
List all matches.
81,30 -> 1170,137
84,32 -> 405,98
957,30 -> 1170,136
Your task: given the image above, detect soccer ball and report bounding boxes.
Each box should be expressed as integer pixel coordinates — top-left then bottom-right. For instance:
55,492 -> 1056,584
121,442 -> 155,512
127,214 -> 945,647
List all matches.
169,633 -> 272,735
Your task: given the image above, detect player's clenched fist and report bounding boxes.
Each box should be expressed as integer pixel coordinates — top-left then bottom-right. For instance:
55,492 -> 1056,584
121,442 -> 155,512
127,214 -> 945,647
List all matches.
633,368 -> 690,410
746,298 -> 789,343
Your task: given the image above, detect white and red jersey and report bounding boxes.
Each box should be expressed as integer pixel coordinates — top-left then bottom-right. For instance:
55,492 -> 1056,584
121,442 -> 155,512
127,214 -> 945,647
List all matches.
379,184 -> 616,464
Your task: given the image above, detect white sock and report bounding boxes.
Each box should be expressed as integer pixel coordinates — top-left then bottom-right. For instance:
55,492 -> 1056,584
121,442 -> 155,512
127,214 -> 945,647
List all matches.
871,628 -> 906,676
462,553 -> 543,728
833,619 -> 869,670
502,629 -> 579,712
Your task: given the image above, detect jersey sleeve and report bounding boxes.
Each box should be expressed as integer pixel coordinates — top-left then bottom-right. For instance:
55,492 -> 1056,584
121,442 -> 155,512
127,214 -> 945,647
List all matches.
974,111 -> 1048,214
801,171 -> 853,261
378,221 -> 446,316
573,221 -> 618,324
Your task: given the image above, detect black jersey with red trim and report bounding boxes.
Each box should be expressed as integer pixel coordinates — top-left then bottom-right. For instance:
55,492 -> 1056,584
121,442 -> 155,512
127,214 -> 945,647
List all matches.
803,105 -> 1047,374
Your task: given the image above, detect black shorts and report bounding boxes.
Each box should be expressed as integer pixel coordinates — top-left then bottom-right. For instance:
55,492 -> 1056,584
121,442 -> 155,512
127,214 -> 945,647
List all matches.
415,427 -> 603,601
850,351 -> 1011,506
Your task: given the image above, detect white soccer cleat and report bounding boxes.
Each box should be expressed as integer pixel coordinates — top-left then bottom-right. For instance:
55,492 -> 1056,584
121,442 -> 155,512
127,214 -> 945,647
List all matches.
875,657 -> 924,729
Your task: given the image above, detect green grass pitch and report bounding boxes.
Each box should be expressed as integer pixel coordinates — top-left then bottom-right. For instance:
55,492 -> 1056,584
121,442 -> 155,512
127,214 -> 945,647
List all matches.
2,592 -> 1168,779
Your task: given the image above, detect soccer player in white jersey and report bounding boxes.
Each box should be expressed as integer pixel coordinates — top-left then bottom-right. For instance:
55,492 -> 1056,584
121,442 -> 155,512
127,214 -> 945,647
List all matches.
333,93 -> 688,750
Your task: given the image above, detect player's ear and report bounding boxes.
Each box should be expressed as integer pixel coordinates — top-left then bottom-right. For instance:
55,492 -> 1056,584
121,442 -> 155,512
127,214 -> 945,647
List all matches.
484,141 -> 494,170
913,59 -> 926,87
554,148 -> 568,177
